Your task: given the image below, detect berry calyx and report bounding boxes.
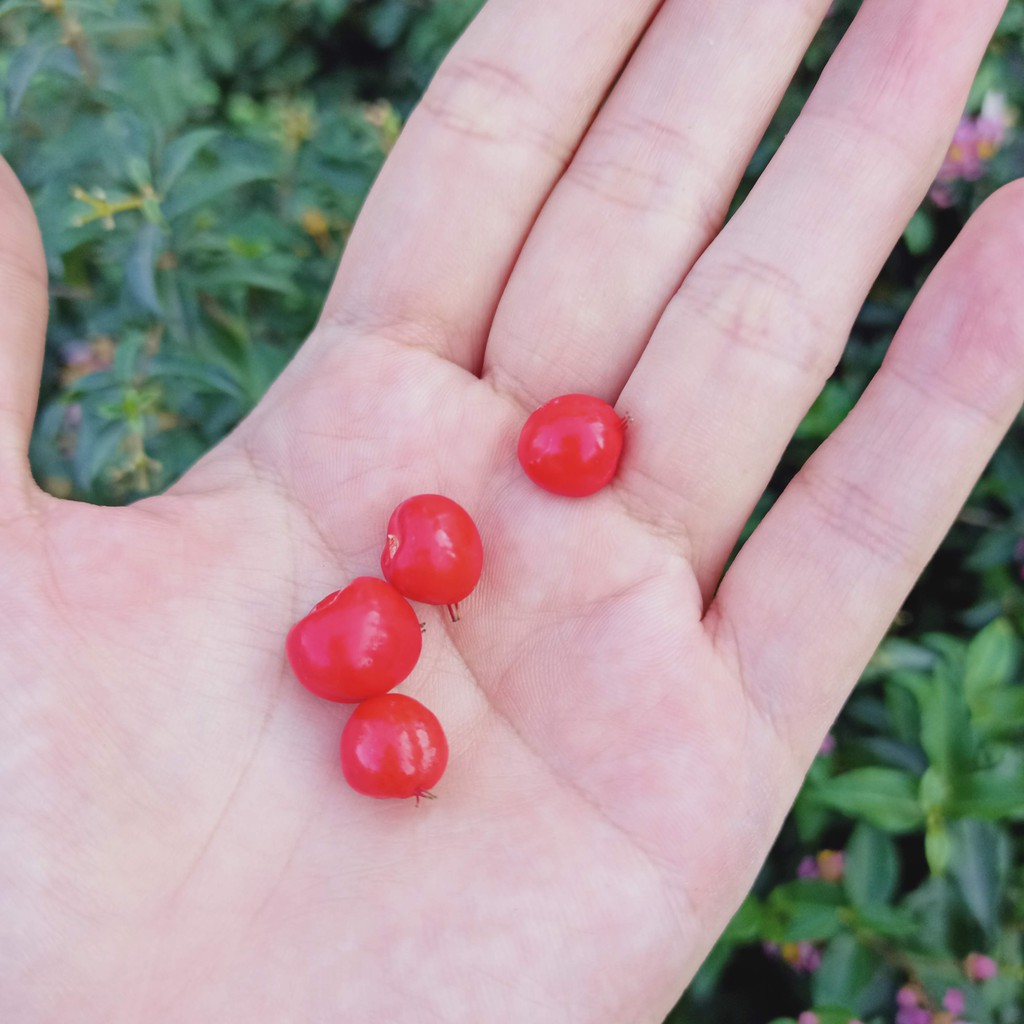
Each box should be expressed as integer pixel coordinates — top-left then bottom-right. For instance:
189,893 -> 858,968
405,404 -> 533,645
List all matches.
286,577 -> 422,703
517,393 -> 625,497
381,494 -> 483,610
340,693 -> 449,800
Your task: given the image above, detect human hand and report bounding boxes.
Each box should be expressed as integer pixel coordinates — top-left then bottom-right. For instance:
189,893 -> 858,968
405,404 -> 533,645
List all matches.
3,0 -> 1021,1020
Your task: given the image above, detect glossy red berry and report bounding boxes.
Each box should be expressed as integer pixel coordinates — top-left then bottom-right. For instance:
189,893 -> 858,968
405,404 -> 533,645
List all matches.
286,577 -> 422,703
517,393 -> 625,497
340,693 -> 449,800
381,494 -> 483,612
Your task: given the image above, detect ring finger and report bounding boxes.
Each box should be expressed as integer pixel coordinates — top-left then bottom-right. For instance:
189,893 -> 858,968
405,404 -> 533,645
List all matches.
617,0 -> 1006,594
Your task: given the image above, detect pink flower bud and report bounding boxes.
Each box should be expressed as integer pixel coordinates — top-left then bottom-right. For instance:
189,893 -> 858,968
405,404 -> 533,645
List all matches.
965,952 -> 998,982
897,986 -> 922,1008
797,856 -> 820,879
943,988 -> 966,1015
817,849 -> 845,883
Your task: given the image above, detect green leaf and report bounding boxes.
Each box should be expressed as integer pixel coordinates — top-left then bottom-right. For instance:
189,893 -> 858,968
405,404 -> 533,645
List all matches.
965,618 -> 1019,699
864,637 -> 941,679
5,41 -> 55,117
686,939 -> 735,1003
366,0 -> 413,47
64,0 -> 114,13
112,331 -> 148,383
125,222 -> 164,315
917,668 -> 975,779
796,380 -> 856,441
901,875 -> 959,954
919,766 -> 949,814
195,264 -> 302,296
0,0 -> 43,17
145,355 -> 245,399
162,162 -> 277,221
853,904 -> 917,940
925,818 -> 952,876
126,155 -> 152,191
72,417 -> 127,491
140,197 -> 166,226
814,1012 -> 866,1024
884,679 -> 923,747
812,768 -> 925,833
948,766 -> 1024,820
65,371 -> 119,399
948,819 -> 1010,938
721,894 -> 764,943
903,209 -> 935,255
812,934 -> 878,1012
969,687 -> 1024,738
158,128 -> 221,194
843,823 -> 899,909
767,881 -> 845,943
964,528 -> 1019,570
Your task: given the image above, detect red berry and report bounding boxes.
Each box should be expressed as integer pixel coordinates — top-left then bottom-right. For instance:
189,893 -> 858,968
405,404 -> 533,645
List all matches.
517,393 -> 625,497
340,693 -> 449,800
286,577 -> 422,703
381,494 -> 483,612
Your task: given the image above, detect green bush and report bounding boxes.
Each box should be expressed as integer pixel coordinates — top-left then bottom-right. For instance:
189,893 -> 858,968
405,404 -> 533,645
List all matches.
2,1 -> 1023,1021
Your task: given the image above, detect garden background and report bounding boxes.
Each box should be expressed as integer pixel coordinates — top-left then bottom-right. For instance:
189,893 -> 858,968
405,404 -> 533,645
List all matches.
1,1 -> 1023,1021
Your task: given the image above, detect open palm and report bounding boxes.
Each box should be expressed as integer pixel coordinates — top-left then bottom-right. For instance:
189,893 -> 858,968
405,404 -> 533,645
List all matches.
4,1 -> 1023,1020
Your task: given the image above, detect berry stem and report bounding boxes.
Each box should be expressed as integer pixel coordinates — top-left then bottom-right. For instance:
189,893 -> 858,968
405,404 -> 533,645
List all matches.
447,603 -> 460,623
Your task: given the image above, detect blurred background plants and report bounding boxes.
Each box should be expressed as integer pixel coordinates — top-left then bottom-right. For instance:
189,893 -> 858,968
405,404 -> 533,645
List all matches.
2,0 -> 1023,1021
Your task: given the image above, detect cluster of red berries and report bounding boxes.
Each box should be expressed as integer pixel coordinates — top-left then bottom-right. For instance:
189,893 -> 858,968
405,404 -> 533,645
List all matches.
286,393 -> 626,801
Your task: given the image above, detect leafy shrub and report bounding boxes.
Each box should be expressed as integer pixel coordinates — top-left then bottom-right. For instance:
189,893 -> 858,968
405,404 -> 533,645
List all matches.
1,0 -> 483,500
2,1 -> 1022,1021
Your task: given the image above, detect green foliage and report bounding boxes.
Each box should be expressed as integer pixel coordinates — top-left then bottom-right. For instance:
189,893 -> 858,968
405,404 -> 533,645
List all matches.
681,621 -> 1024,1022
1,0 -> 483,500
3,1 -> 1024,1021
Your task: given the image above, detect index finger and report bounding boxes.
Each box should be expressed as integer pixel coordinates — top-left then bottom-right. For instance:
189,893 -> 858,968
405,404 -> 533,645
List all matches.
319,0 -> 662,369
0,159 -> 48,501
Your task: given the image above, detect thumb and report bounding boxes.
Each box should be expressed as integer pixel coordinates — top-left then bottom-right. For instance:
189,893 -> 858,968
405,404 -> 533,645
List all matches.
0,157 -> 48,503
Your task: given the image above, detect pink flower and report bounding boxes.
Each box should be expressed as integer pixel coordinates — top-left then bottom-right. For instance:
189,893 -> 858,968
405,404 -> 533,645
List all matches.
798,850 -> 845,881
817,850 -> 845,883
929,181 -> 956,209
60,336 -> 116,385
797,856 -> 820,879
818,733 -> 837,757
765,941 -> 822,973
798,1014 -> 819,1024
930,92 -> 1011,204
788,942 -> 822,974
897,985 -> 923,1008
938,119 -> 987,183
944,989 -> 966,1015
896,1010 -> 932,1024
964,952 -> 998,982
896,986 -> 933,1024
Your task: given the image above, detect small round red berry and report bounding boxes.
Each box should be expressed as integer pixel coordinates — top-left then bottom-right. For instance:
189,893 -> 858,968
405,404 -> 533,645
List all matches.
381,495 -> 483,614
517,393 -> 625,497
340,693 -> 449,800
286,577 -> 422,703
